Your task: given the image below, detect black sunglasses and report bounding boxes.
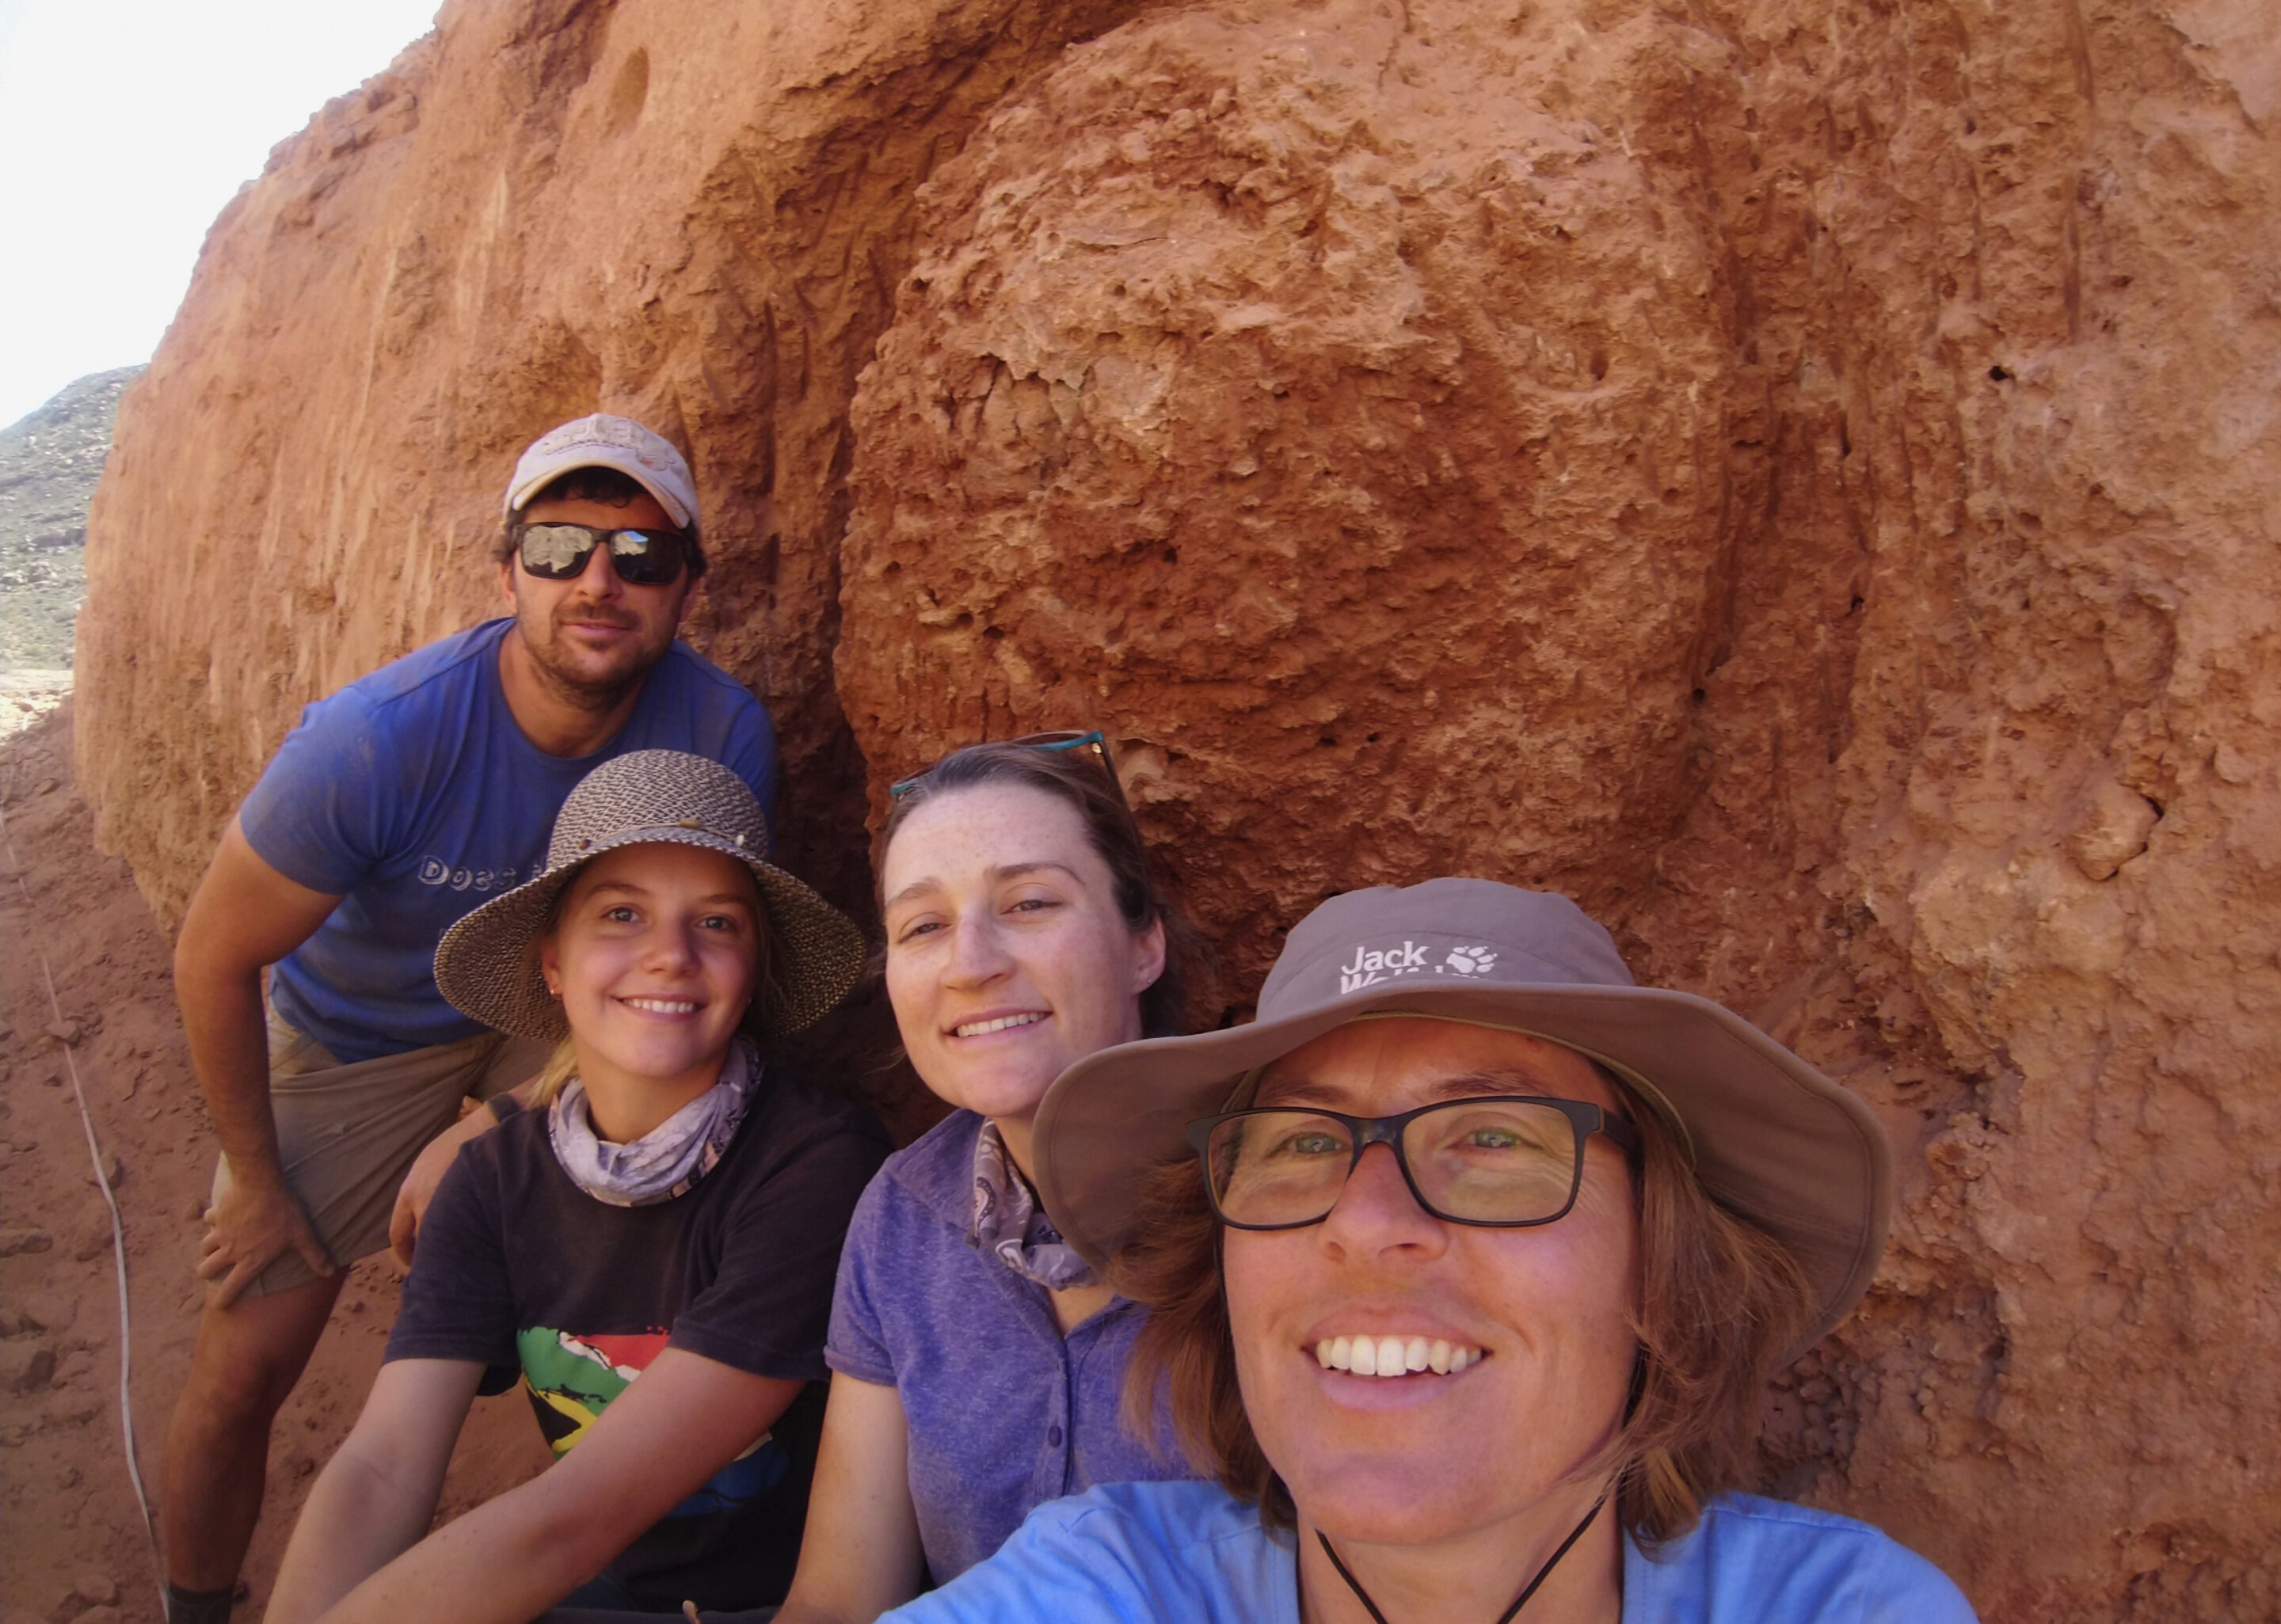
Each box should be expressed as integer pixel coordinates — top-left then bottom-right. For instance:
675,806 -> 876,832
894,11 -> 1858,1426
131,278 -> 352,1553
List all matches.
1188,1096 -> 1640,1232
887,729 -> 1125,804
513,522 -> 691,587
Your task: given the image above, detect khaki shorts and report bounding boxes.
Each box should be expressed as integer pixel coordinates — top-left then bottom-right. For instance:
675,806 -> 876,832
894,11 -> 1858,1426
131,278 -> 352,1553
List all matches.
210,1009 -> 553,1297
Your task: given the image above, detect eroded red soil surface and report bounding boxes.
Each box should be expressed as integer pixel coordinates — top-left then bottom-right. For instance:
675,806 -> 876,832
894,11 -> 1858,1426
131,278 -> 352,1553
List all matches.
0,708 -> 548,1624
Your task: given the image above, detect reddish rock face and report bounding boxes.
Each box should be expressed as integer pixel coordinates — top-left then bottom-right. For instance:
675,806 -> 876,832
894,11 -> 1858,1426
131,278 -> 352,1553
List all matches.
840,2 -> 1746,968
75,0 -> 1149,926
850,0 -> 2281,1610
73,0 -> 2281,1615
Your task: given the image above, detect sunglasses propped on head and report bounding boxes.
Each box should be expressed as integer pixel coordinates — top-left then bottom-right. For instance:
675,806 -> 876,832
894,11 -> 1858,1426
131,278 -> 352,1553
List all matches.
889,729 -> 1123,804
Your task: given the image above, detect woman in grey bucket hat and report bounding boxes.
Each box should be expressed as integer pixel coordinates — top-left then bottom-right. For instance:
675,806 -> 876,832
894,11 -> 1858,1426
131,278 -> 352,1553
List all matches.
1034,877 -> 1892,1344
268,751 -> 889,1623
870,880 -> 1976,1624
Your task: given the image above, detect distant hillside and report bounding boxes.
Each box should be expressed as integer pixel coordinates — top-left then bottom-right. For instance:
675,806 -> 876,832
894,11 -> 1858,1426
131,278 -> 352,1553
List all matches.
0,366 -> 143,669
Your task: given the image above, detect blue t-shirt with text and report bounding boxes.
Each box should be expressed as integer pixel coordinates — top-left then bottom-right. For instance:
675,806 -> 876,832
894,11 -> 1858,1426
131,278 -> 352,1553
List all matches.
240,618 -> 776,1064
880,1481 -> 1980,1624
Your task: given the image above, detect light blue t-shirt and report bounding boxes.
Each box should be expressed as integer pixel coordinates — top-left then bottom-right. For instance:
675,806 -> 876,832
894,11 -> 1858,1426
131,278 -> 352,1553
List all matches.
240,618 -> 776,1064
880,1481 -> 1978,1624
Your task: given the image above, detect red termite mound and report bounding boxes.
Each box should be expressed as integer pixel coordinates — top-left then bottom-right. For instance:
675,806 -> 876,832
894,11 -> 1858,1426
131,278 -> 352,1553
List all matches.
73,0 -> 2281,1615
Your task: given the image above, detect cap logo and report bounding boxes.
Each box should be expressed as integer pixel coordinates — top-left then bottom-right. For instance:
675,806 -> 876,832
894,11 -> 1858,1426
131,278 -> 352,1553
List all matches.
1338,939 -> 1499,995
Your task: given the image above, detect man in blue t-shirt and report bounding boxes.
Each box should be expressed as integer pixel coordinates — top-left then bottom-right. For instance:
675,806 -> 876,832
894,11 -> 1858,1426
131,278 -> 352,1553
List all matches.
158,415 -> 782,1624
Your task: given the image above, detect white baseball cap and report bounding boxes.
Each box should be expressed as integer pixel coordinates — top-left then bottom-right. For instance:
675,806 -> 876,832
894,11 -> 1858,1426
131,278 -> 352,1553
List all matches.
503,415 -> 701,531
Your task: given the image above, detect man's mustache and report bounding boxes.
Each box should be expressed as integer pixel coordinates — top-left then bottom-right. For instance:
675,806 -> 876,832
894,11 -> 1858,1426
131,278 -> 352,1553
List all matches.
551,604 -> 640,632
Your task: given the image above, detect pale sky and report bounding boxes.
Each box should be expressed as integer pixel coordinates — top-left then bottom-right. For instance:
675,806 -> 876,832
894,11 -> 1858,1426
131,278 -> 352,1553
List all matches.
0,0 -> 443,428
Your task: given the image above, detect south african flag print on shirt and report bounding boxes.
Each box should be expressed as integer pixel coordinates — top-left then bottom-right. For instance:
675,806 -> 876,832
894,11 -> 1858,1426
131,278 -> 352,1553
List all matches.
516,1325 -> 791,1515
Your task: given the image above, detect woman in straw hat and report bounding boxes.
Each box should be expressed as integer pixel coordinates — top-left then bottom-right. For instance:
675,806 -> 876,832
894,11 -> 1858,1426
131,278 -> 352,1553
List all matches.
268,751 -> 888,1623
776,734 -> 1201,1624
875,878 -> 1978,1623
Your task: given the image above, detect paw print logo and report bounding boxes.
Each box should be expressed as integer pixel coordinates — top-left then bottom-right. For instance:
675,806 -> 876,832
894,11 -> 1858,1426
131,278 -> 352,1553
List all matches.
1444,945 -> 1498,977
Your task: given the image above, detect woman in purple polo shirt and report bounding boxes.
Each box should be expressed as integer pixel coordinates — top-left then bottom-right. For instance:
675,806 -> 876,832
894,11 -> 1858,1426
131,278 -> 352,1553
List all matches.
775,735 -> 1199,1622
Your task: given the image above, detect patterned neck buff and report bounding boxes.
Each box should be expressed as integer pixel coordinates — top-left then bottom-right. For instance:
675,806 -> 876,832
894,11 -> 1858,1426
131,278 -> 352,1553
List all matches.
969,1117 -> 1100,1291
547,1037 -> 759,1206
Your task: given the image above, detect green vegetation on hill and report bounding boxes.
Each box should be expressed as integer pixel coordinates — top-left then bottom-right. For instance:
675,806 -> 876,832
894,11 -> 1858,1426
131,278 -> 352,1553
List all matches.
1,367 -> 144,670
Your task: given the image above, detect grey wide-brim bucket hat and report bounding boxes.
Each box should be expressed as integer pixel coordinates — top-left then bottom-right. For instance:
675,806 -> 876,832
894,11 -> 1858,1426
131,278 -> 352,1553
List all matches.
1033,877 -> 1893,1360
433,750 -> 863,1043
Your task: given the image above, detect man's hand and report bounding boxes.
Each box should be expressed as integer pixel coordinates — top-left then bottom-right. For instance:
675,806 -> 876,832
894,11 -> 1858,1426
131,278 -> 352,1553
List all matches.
389,1096 -> 512,1268
200,1167 -> 336,1308
390,1077 -> 541,1268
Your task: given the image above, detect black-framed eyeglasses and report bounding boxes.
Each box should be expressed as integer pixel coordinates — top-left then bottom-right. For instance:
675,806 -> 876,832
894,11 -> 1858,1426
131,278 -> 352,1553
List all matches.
1188,1096 -> 1640,1231
887,729 -> 1124,804
513,522 -> 691,587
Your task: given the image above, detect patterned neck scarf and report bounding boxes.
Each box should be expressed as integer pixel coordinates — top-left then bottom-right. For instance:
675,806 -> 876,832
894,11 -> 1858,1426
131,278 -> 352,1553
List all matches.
969,1118 -> 1099,1291
547,1037 -> 759,1206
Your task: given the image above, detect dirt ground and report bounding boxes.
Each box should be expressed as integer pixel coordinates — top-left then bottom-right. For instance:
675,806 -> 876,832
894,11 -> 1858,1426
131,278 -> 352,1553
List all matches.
0,706 -> 550,1624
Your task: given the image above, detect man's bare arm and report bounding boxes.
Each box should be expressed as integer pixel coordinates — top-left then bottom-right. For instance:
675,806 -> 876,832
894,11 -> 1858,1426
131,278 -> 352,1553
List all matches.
174,816 -> 345,1304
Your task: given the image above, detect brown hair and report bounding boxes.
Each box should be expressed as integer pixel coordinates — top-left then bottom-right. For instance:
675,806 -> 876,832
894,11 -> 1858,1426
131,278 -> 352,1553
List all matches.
496,466 -> 709,580
874,740 -> 1194,1037
1114,1063 -> 1813,1548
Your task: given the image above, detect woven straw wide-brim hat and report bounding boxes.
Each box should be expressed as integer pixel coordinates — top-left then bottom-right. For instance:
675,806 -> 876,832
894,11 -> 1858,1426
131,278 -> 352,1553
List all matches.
1033,877 -> 1893,1362
434,750 -> 863,1043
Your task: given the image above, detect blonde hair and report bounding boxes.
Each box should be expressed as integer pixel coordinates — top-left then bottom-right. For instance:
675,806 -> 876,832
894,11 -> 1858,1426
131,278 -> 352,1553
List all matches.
530,1036 -> 581,1109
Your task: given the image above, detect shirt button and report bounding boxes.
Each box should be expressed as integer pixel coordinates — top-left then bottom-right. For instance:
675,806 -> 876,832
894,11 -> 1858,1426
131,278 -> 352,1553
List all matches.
1047,1424 -> 1064,1447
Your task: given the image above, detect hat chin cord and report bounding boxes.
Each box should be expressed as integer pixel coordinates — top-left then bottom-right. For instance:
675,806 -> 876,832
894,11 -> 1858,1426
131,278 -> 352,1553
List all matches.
1308,1488 -> 1609,1624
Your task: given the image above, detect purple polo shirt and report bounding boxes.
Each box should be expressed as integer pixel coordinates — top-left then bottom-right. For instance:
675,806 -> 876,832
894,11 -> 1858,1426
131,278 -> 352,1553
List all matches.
825,1110 -> 1197,1584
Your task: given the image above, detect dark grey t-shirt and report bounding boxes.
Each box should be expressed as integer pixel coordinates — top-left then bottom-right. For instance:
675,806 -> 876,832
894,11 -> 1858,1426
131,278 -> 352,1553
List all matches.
824,1109 -> 1196,1585
390,1071 -> 888,1611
